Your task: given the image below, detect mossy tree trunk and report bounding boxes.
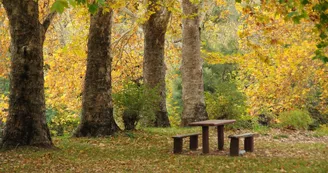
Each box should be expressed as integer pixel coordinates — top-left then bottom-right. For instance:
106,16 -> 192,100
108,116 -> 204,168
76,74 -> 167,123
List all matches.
143,0 -> 171,127
181,0 -> 208,126
1,0 -> 55,148
74,9 -> 120,137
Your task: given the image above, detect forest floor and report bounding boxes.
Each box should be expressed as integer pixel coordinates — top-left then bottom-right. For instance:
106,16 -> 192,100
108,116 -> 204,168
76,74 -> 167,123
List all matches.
0,127 -> 328,172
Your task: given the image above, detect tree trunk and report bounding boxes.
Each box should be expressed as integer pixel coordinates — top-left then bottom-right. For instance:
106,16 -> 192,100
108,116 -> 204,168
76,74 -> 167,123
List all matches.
1,0 -> 54,148
181,0 -> 208,126
143,0 -> 171,127
122,110 -> 139,131
74,9 -> 120,137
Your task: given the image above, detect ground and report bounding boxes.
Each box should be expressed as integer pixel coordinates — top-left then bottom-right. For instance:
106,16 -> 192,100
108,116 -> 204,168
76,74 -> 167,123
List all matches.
0,127 -> 327,172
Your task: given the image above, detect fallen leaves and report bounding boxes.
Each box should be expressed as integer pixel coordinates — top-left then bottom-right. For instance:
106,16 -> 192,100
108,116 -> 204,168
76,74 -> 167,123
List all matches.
0,128 -> 327,172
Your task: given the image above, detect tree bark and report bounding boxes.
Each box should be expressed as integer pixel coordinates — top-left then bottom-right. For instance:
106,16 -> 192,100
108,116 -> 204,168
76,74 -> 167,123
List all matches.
181,0 -> 208,126
74,9 -> 120,137
1,0 -> 54,148
143,0 -> 171,127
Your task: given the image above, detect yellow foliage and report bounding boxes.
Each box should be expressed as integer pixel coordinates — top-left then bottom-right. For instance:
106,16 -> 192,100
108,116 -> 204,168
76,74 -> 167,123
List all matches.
0,7 -> 10,122
233,6 -> 328,116
43,8 -> 89,116
0,94 -> 8,122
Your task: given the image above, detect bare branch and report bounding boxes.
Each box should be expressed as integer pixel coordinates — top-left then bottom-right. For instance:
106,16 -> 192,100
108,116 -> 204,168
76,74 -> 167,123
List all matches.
42,11 -> 57,33
121,7 -> 137,20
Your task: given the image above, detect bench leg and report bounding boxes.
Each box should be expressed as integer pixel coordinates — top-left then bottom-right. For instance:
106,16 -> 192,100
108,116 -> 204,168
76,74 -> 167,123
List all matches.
202,126 -> 209,154
190,135 -> 198,151
244,136 -> 254,152
217,125 -> 224,150
173,138 -> 183,154
230,138 -> 239,156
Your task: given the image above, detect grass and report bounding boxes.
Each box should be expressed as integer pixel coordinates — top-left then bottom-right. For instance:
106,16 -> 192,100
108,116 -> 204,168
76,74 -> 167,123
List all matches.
0,127 -> 328,172
313,125 -> 328,137
273,134 -> 289,139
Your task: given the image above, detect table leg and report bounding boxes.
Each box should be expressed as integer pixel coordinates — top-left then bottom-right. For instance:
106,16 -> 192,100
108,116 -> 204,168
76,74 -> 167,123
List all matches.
217,125 -> 224,150
202,126 -> 209,154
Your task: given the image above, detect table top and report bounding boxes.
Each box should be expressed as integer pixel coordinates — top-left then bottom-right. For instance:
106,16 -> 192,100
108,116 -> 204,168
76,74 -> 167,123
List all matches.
189,119 -> 236,126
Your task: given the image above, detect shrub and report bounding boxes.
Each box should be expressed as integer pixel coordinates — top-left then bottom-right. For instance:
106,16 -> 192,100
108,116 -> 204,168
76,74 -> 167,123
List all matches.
228,115 -> 270,133
46,108 -> 79,136
112,81 -> 160,130
229,114 -> 254,130
308,107 -> 328,130
167,70 -> 183,127
278,109 -> 313,130
314,124 -> 328,137
205,82 -> 246,120
256,108 -> 277,126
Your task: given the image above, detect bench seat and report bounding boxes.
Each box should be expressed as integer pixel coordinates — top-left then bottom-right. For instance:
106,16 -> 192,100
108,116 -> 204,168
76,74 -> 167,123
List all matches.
228,133 -> 258,138
228,133 -> 258,156
172,133 -> 201,154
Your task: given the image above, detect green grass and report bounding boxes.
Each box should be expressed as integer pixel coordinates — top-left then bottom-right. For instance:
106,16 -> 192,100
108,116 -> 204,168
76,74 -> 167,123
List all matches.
273,134 -> 289,139
313,125 -> 328,137
1,128 -> 328,172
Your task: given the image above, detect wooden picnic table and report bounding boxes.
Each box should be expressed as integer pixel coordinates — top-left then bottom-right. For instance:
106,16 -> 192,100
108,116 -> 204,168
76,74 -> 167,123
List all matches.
189,119 -> 236,154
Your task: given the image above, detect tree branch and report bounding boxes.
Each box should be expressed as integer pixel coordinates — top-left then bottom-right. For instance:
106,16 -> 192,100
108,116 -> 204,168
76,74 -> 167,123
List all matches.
42,11 -> 57,33
121,7 -> 137,20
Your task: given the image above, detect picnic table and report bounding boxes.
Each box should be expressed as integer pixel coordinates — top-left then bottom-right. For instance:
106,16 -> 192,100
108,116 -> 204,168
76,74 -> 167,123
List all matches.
189,119 -> 236,154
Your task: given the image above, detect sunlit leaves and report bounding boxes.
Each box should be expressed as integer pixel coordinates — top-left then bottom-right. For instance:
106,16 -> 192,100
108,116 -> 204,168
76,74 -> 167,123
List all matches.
0,6 -> 10,122
234,6 -> 328,116
236,0 -> 328,63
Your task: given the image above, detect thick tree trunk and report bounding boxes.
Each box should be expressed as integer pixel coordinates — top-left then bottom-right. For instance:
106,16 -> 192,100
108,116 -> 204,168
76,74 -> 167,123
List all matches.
181,0 -> 208,126
74,9 -> 120,137
143,0 -> 171,127
1,0 -> 53,148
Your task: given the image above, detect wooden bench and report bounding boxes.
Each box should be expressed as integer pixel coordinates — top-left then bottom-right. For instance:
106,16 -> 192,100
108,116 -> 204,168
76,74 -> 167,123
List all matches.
228,133 -> 258,156
172,133 -> 201,154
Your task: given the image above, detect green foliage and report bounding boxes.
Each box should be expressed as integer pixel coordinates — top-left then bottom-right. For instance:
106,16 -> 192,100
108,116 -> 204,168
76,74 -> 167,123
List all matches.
88,3 -> 98,13
273,134 -> 289,139
228,114 -> 254,130
203,63 -> 237,92
252,123 -> 270,134
51,0 -> 69,13
0,77 -> 9,96
226,114 -> 270,133
51,0 -> 123,14
168,63 -> 247,126
112,81 -> 160,128
257,108 -> 278,126
314,124 -> 328,137
307,106 -> 328,130
51,0 -> 104,13
170,71 -> 183,115
278,109 -> 313,130
167,70 -> 183,127
204,64 -> 247,120
205,88 -> 246,120
46,108 -> 79,136
166,104 -> 181,127
168,63 -> 247,125
0,77 -> 9,126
